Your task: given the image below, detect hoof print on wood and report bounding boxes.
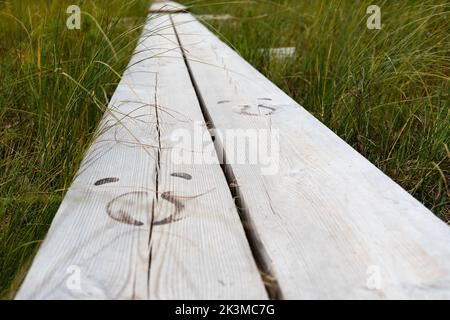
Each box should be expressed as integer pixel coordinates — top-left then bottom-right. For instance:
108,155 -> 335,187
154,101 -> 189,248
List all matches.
232,104 -> 276,116
170,172 -> 192,180
153,191 -> 185,226
94,177 -> 120,186
153,190 -> 209,226
106,191 -> 147,226
257,104 -> 276,115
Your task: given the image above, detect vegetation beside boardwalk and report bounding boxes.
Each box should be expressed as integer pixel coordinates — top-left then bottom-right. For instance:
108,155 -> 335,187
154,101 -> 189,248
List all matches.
0,0 -> 448,298
0,0 -> 149,298
180,0 -> 449,219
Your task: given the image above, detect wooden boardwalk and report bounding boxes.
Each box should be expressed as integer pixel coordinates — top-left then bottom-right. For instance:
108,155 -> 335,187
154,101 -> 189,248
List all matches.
17,1 -> 450,299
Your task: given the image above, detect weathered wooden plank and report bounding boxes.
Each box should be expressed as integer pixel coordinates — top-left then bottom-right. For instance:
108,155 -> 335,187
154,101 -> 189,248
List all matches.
172,12 -> 450,299
16,13 -> 267,300
150,1 -> 187,13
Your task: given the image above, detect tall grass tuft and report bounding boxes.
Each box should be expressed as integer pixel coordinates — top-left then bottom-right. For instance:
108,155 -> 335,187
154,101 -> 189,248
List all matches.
0,0 -> 150,298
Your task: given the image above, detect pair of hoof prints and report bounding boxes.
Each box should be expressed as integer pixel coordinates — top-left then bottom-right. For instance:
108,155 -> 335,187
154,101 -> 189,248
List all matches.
95,172 -> 193,227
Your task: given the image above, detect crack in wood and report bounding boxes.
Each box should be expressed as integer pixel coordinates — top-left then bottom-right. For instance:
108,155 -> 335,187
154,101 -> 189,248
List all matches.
155,74 -> 161,201
147,72 -> 162,298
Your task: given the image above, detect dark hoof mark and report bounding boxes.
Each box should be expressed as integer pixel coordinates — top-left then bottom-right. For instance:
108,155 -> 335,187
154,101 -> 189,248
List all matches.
153,191 -> 185,226
259,97 -> 273,101
258,104 -> 276,115
238,105 -> 255,116
153,190 -> 210,226
217,100 -> 230,104
170,172 -> 192,180
95,177 -> 120,186
161,191 -> 184,214
233,104 -> 276,116
106,191 -> 146,226
152,216 -> 183,226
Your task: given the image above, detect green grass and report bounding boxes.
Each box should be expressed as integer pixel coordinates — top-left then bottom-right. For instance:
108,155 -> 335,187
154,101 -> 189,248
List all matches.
179,0 -> 449,217
0,0 -> 150,298
0,0 -> 448,298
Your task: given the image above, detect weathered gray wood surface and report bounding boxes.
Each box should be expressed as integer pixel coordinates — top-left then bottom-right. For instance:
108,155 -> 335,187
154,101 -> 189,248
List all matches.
16,12 -> 267,300
172,12 -> 450,299
150,0 -> 186,13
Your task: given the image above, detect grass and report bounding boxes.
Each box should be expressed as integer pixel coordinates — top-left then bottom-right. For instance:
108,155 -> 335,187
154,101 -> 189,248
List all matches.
0,0 -> 448,298
179,0 -> 449,218
0,0 -> 150,298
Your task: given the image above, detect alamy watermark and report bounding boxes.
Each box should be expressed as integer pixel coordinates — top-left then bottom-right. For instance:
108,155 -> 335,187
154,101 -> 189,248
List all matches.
66,5 -> 81,30
169,122 -> 280,175
367,5 -> 382,30
66,264 -> 82,291
366,265 -> 383,290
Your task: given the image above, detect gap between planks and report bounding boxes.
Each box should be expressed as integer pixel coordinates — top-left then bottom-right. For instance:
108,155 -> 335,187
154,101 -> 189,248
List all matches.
168,13 -> 283,300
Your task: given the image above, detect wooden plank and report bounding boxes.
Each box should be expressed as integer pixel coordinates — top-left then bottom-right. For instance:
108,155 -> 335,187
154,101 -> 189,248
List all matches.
172,12 -> 450,299
16,13 -> 267,300
150,1 -> 187,13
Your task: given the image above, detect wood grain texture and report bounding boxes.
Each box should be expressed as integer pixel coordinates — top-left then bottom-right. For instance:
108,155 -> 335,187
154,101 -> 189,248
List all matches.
150,1 -> 187,13
16,12 -> 267,300
172,12 -> 450,299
